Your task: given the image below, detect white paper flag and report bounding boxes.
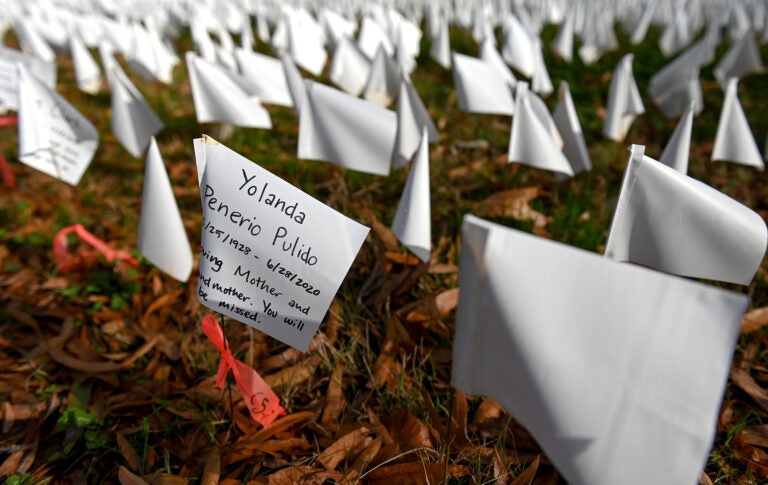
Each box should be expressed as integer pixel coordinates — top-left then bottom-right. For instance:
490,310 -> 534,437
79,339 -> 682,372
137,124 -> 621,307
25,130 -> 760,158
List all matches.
357,16 -> 394,60
479,38 -> 517,88
603,54 -> 644,142
329,36 -> 371,96
282,54 -> 307,118
106,57 -> 164,158
14,19 -> 55,63
392,128 -> 431,262
195,136 -> 369,351
553,81 -> 591,174
658,101 -> 694,173
714,30 -> 764,85
452,52 -> 515,116
508,82 -> 573,177
138,137 -> 193,282
298,81 -> 396,176
501,14 -> 535,78
453,213 -> 749,485
17,64 -> 98,186
552,10 -> 574,62
70,33 -> 101,95
286,8 -> 327,77
0,46 -> 56,112
363,46 -> 400,107
235,49 -> 293,107
606,145 -> 767,285
429,17 -> 451,69
186,51 -> 272,129
394,74 -> 439,169
711,78 -> 764,170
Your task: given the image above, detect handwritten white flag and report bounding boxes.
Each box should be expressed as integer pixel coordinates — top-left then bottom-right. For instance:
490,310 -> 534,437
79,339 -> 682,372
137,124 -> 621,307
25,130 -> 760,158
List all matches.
392,128 -> 431,262
195,136 -> 369,351
17,64 -> 98,186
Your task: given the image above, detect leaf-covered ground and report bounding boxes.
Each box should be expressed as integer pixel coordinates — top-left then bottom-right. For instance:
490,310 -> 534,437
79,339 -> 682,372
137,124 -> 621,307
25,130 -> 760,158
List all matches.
2,23 -> 768,484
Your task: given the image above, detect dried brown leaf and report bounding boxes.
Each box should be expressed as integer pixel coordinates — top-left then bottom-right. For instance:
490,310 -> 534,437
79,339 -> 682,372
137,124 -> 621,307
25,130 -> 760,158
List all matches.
731,367 -> 768,413
737,425 -> 768,449
366,210 -> 400,251
476,188 -> 551,235
472,397 -> 505,426
264,356 -> 320,389
743,307 -> 768,333
117,432 -> 142,473
317,426 -> 370,470
511,455 -> 540,485
364,462 -> 469,484
401,288 -> 459,323
386,409 -> 433,450
344,437 -> 383,481
145,473 -> 190,485
321,361 -> 345,430
449,390 -> 469,447
700,472 -> 714,485
385,252 -> 421,266
118,465 -> 149,485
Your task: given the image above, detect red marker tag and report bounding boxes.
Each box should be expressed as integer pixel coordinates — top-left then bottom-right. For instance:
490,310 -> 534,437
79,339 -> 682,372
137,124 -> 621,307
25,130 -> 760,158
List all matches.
53,224 -> 138,272
201,315 -> 286,427
0,115 -> 17,127
0,153 -> 15,188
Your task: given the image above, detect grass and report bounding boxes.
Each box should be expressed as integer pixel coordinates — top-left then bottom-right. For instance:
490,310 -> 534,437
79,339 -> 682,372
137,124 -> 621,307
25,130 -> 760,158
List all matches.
0,15 -> 767,484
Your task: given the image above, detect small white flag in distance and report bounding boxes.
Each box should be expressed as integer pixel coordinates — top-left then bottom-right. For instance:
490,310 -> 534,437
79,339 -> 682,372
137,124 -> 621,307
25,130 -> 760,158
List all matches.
508,82 -> 573,177
195,136 -> 369,351
363,45 -> 400,107
235,49 -> 294,107
186,51 -> 272,129
70,33 -> 102,95
17,64 -> 98,186
282,54 -> 307,117
711,78 -> 764,170
605,145 -> 767,285
392,128 -> 431,263
603,53 -> 644,142
658,101 -> 695,173
298,81 -> 396,176
0,46 -> 56,112
714,30 -> 764,86
553,81 -> 592,175
138,137 -> 193,282
452,52 -> 514,116
453,214 -> 749,485
394,74 -> 439,169
106,58 -> 164,158
329,36 -> 371,97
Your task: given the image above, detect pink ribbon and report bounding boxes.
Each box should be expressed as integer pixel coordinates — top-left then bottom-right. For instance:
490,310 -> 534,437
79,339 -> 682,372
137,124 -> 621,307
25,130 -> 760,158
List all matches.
201,315 -> 285,427
53,224 -> 138,272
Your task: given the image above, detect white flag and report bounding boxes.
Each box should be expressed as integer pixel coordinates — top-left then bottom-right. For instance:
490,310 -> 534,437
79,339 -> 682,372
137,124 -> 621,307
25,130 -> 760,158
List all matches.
363,46 -> 400,107
186,51 -> 272,129
195,136 -> 369,351
138,137 -> 193,282
235,49 -> 293,107
603,54 -> 644,142
453,213 -> 748,485
452,52 -> 515,116
392,128 -> 431,262
508,82 -> 573,177
606,145 -> 767,285
329,36 -> 371,96
0,46 -> 56,112
658,101 -> 694,173
298,81 -> 396,176
17,64 -> 98,186
394,74 -> 439,169
106,57 -> 164,158
553,81 -> 591,174
70,33 -> 102,95
711,78 -> 764,169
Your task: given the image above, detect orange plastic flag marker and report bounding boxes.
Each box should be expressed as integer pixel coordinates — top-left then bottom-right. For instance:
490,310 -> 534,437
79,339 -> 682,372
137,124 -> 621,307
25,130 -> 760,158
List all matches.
0,153 -> 15,188
53,224 -> 138,272
201,315 -> 286,427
